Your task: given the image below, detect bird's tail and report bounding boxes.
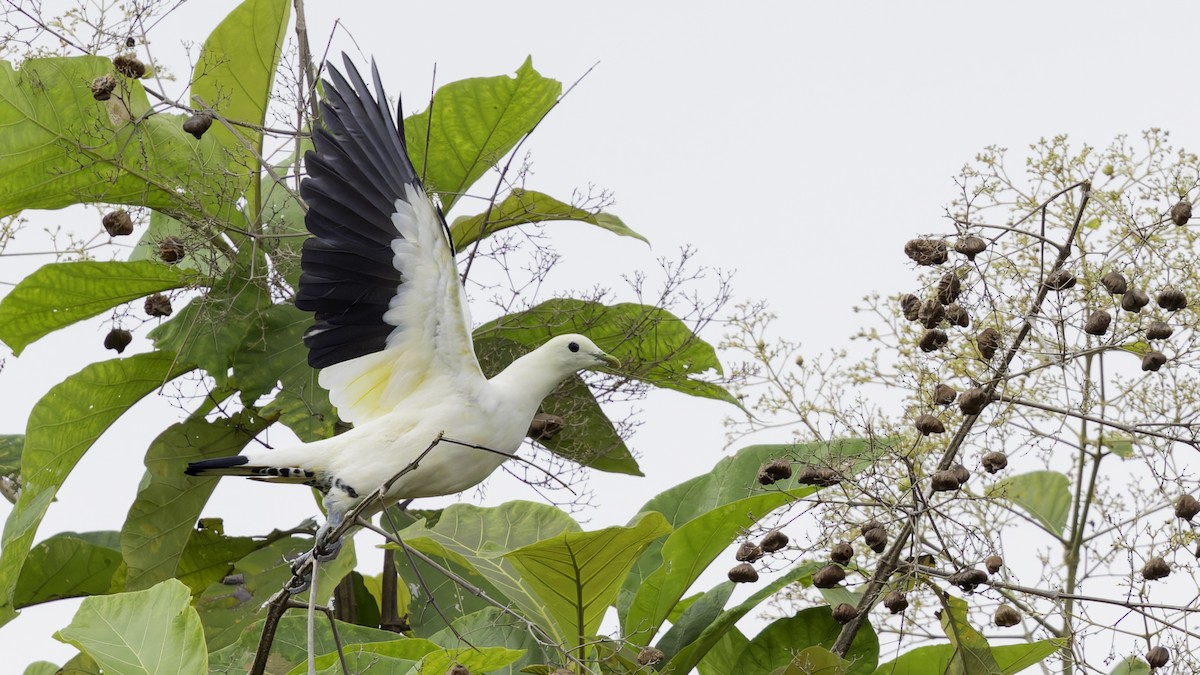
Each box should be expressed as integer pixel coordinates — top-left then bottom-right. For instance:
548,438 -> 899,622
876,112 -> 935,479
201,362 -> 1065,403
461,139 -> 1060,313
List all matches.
185,455 -> 315,483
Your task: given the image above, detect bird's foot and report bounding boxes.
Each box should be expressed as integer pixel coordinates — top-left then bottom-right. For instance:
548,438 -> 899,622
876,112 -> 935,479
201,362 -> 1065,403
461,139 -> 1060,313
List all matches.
313,536 -> 343,562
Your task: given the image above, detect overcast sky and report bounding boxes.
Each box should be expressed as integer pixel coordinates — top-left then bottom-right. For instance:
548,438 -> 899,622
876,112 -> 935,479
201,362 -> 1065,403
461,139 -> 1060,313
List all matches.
4,0 -> 1200,669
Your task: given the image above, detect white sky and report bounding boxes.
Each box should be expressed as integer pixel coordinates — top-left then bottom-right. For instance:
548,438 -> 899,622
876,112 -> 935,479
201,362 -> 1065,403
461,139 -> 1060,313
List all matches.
3,0 -> 1200,670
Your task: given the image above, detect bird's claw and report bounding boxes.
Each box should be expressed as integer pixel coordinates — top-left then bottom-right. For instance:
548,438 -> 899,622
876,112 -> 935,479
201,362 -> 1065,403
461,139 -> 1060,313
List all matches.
314,537 -> 343,562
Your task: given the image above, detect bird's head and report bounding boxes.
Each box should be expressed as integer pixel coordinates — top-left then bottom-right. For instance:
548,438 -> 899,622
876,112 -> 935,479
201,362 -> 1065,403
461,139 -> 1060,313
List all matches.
544,334 -> 620,372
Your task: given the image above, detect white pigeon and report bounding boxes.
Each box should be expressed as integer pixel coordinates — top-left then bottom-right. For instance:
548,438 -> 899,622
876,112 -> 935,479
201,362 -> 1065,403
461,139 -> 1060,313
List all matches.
186,56 -> 619,560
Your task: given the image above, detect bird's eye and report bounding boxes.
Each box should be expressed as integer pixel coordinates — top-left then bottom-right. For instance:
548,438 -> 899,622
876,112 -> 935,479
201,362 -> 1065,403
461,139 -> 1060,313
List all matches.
568,341 -> 580,353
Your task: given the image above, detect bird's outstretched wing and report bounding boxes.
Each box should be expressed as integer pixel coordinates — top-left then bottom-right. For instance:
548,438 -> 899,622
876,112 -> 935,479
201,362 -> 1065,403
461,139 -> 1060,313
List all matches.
296,55 -> 483,425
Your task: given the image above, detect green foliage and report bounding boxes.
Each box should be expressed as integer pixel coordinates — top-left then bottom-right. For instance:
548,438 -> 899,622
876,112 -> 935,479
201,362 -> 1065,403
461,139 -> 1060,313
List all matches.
54,579 -> 207,675
985,470 -> 1072,537
451,189 -> 648,249
14,532 -> 125,608
0,261 -> 198,356
404,57 -> 560,212
740,607 -> 878,675
872,639 -> 1066,675
0,352 -> 195,625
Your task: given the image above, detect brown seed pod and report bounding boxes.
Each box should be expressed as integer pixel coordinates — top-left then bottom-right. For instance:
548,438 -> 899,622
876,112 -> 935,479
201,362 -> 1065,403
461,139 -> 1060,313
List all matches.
976,328 -> 1001,360
918,300 -> 945,328
985,554 -> 1004,575
930,470 -> 960,492
759,529 -> 789,553
1101,271 -> 1128,295
944,304 -> 970,328
735,542 -> 763,562
1146,321 -> 1173,340
183,112 -> 214,140
1142,556 -> 1170,581
863,525 -> 888,553
993,605 -> 1021,628
103,328 -> 132,353
861,520 -> 882,535
948,568 -> 988,592
831,541 -> 853,565
144,293 -> 173,317
954,236 -> 986,260
447,665 -> 469,675
102,209 -> 133,236
1121,288 -> 1150,313
919,329 -> 948,352
915,414 -> 945,435
1083,310 -> 1111,336
883,590 -> 909,614
937,272 -> 962,305
981,451 -> 1008,474
797,466 -> 840,487
949,463 -> 970,485
91,74 -> 116,101
933,384 -> 958,406
1142,351 -> 1167,372
831,603 -> 858,624
158,236 -> 186,264
900,294 -> 921,321
812,564 -> 846,589
1176,495 -> 1200,521
757,458 -> 793,485
636,647 -> 665,666
112,53 -> 146,78
1157,287 -> 1188,312
904,239 -> 948,266
728,562 -> 759,583
1147,645 -> 1170,669
1170,200 -> 1192,227
1044,268 -> 1076,291
958,387 -> 990,416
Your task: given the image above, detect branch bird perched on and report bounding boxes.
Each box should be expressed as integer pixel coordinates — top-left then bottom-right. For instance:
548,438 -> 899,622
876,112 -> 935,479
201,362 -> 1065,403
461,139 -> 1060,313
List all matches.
186,55 -> 619,567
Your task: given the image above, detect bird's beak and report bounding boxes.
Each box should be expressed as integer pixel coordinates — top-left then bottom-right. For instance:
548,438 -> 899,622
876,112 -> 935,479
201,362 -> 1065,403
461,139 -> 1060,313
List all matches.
595,351 -> 620,369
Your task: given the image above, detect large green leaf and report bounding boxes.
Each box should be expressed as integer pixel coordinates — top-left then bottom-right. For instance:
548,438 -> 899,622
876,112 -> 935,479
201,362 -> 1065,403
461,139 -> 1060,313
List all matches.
655,582 -> 735,662
620,440 -> 882,634
697,627 -> 750,675
0,351 -> 194,625
398,501 -> 580,643
234,303 -> 337,442
54,579 -> 207,674
173,524 -> 261,594
939,594 -> 1001,675
506,511 -> 670,648
120,410 -> 271,591
872,639 -> 1065,675
207,615 -> 399,673
622,491 -> 806,642
148,266 -> 269,387
428,607 -> 546,674
0,56 -> 234,221
666,562 -> 824,675
474,335 -> 639,475
986,470 -> 1072,537
784,647 -> 854,675
0,261 -> 197,355
14,531 -> 125,608
0,435 -> 22,476
476,298 -> 737,405
739,607 -> 878,675
450,189 -> 647,249
380,508 -> 505,639
190,0 -> 290,200
404,57 -> 561,212
193,535 -> 314,652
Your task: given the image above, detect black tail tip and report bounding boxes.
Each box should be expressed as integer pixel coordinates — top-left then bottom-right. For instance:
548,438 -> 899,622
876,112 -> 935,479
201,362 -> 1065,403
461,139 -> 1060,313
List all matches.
185,455 -> 250,476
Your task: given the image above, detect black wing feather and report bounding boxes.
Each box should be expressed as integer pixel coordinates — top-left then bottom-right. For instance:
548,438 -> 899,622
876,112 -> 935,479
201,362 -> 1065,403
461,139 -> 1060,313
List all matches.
297,55 -> 427,369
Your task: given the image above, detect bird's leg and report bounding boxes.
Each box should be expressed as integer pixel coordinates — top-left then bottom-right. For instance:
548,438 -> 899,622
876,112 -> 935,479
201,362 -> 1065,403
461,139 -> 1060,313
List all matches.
313,506 -> 345,562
